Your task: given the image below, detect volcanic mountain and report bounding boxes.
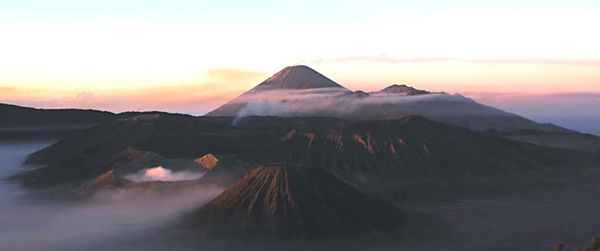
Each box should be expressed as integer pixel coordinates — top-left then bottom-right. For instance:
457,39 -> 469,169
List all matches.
205,65 -> 567,134
183,166 -> 404,238
15,113 -> 598,201
249,65 -> 344,91
206,65 -> 347,117
376,84 -> 432,95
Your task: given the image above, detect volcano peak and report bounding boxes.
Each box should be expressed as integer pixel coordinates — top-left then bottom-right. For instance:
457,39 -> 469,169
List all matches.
250,65 -> 345,91
378,84 -> 431,95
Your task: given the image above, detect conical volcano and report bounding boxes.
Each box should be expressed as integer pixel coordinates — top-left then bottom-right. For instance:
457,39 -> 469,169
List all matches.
205,65 -> 348,117
204,65 -> 567,134
183,165 -> 404,238
251,65 -> 344,91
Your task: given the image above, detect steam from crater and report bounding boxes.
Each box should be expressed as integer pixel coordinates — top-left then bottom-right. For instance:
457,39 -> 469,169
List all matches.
124,166 -> 205,182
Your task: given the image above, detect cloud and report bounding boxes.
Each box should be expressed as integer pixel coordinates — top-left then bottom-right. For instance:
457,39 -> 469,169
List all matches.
231,88 -> 474,125
204,68 -> 267,85
0,67 -> 268,115
229,88 -> 600,136
306,55 -> 455,65
0,86 -> 16,93
306,55 -> 600,66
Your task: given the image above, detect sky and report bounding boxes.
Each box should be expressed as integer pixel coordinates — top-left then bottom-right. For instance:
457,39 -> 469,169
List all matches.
0,0 -> 599,133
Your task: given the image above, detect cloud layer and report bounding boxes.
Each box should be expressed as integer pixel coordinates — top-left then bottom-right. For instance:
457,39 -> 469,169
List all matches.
230,88 -> 480,125
0,68 -> 267,115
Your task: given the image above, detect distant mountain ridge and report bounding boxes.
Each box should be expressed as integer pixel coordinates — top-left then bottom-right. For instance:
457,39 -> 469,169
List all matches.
0,103 -> 115,127
0,103 -> 183,128
206,65 -> 569,134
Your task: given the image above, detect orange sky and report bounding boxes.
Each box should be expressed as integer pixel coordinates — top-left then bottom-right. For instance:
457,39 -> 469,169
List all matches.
2,61 -> 600,114
1,1 -> 599,114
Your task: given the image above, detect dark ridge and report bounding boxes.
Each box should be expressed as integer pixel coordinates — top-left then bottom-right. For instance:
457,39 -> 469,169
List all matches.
0,103 -> 115,127
14,114 -> 597,201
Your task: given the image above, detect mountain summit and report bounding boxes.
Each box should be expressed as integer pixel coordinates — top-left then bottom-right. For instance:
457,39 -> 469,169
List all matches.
377,84 -> 431,95
205,65 -> 348,116
250,65 -> 344,91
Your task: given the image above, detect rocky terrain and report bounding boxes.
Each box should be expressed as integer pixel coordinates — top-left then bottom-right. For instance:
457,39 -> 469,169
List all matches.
13,113 -> 598,203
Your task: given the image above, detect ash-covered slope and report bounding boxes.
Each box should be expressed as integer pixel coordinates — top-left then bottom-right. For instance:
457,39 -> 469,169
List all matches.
183,166 -> 404,238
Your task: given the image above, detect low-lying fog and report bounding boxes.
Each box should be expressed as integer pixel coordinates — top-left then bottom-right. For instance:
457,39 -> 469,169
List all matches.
2,139 -> 600,251
0,140 -> 221,251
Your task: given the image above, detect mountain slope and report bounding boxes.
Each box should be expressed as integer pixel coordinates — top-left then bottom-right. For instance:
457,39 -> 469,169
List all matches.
183,166 -> 404,238
15,114 -> 598,201
494,130 -> 600,154
248,116 -> 594,199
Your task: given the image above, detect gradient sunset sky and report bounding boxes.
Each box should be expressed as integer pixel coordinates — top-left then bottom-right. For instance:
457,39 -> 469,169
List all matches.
1,0 -> 599,133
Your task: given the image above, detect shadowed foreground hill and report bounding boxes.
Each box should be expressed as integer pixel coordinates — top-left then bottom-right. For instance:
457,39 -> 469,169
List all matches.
183,166 -> 404,238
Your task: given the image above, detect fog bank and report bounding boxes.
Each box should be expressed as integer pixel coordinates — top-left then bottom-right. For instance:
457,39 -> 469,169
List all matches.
0,141 -> 221,251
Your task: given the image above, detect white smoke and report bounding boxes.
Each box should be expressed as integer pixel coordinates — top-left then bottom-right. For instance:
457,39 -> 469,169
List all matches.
123,166 -> 205,182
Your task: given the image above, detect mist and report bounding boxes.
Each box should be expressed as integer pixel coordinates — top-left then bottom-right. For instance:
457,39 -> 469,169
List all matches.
0,141 -> 222,251
232,88 -> 475,124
